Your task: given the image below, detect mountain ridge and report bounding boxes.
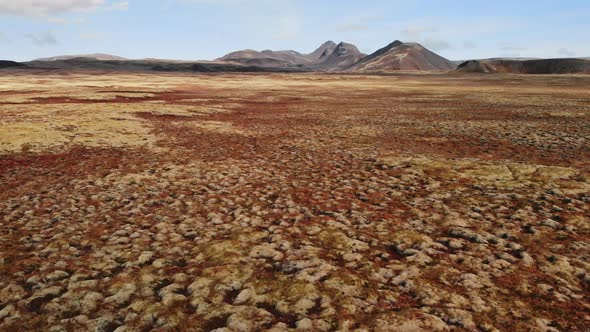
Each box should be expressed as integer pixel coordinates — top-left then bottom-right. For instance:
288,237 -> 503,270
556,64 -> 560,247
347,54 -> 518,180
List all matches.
34,53 -> 127,62
9,41 -> 590,74
348,41 -> 455,71
456,58 -> 590,74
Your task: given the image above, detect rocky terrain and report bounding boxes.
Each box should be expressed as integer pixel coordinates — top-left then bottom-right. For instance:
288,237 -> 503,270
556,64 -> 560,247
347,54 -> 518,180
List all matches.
348,41 -> 455,72
217,41 -> 365,71
217,40 -> 450,72
313,42 -> 366,71
0,71 -> 589,331
217,50 -> 312,68
15,59 -> 302,74
456,58 -> 590,74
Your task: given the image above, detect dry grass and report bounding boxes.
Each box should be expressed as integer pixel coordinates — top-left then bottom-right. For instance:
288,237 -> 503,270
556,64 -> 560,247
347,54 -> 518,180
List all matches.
0,70 -> 589,331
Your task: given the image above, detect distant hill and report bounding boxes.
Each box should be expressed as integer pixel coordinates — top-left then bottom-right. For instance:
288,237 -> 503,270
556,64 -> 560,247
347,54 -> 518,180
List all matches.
0,60 -> 25,69
455,60 -> 499,73
217,49 -> 309,68
456,58 -> 590,74
348,41 -> 455,71
314,42 -> 366,71
217,41 -> 364,70
307,41 -> 337,62
453,57 -> 540,65
21,57 -> 305,73
4,44 -> 588,74
34,53 -> 127,62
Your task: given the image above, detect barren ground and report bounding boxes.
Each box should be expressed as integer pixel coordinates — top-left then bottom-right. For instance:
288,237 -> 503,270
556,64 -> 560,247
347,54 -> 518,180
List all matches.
0,71 -> 589,332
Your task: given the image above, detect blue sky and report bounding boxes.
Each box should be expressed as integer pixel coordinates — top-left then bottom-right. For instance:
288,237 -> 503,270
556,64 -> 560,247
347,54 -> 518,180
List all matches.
0,0 -> 589,61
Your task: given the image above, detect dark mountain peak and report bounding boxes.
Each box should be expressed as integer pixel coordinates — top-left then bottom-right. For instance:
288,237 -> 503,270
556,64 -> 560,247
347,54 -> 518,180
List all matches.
314,41 -> 365,71
320,40 -> 337,47
308,41 -> 338,60
360,40 -> 405,63
334,42 -> 361,55
336,41 -> 355,48
389,40 -> 404,48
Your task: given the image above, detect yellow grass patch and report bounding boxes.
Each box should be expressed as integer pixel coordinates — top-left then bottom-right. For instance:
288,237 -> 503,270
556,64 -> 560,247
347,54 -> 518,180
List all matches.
380,155 -> 589,194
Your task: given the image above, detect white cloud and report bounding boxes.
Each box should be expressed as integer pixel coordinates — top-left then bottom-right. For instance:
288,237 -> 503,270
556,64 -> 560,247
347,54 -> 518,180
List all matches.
106,1 -> 128,11
25,31 -> 58,46
422,37 -> 451,51
401,25 -> 437,40
0,32 -> 8,43
47,17 -> 68,24
0,0 -> 104,17
401,25 -> 451,51
557,48 -> 575,57
181,0 -> 250,4
0,0 -> 126,18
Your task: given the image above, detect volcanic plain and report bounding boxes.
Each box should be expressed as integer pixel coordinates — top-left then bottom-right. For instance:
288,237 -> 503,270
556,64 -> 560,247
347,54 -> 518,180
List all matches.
0,71 -> 589,331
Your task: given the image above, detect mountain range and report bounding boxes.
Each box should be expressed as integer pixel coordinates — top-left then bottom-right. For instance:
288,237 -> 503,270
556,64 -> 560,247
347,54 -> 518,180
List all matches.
216,41 -> 367,70
456,58 -> 590,74
2,40 -> 589,74
216,40 -> 457,72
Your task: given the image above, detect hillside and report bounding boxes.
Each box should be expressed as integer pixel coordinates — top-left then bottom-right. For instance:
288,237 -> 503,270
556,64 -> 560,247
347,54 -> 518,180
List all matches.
314,42 -> 366,71
0,60 -> 25,69
349,41 -> 455,71
217,41 -> 363,70
456,58 -> 590,74
20,58 -> 305,73
307,41 -> 337,62
217,49 -> 311,68
34,53 -> 127,62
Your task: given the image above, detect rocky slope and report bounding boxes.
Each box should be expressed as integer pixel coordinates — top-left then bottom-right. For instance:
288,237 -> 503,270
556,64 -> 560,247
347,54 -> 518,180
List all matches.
456,58 -> 590,74
348,41 -> 456,71
217,49 -> 312,68
456,60 -> 499,73
313,42 -> 366,71
306,41 -> 337,62
18,58 -> 304,73
218,41 -> 364,71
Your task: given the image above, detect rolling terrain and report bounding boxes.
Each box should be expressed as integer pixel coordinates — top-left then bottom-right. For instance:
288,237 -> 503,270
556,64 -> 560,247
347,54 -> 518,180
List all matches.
9,41 -> 590,74
34,54 -> 128,62
0,60 -> 24,69
217,41 -> 365,71
18,58 -> 303,73
456,58 -> 590,74
0,71 -> 588,331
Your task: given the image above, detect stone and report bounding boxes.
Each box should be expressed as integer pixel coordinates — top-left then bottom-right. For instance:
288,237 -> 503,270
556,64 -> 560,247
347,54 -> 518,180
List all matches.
249,244 -> 284,261
296,318 -> 313,330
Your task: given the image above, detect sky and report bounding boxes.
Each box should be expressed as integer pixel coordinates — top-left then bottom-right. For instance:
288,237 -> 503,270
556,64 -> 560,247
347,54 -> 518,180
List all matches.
0,0 -> 589,61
